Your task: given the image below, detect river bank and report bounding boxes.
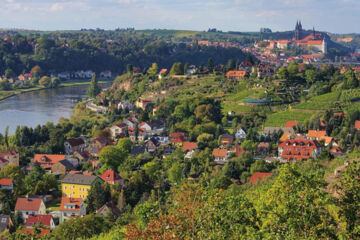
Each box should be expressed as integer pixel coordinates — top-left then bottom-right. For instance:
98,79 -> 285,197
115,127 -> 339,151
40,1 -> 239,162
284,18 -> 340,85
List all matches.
0,79 -> 113,102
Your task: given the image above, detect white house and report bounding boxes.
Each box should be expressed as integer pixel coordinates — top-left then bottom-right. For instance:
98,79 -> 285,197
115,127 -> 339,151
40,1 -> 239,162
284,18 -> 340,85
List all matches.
110,123 -> 128,139
235,128 -> 247,140
100,70 -> 112,79
117,101 -> 134,111
84,70 -> 93,79
15,198 -> 46,221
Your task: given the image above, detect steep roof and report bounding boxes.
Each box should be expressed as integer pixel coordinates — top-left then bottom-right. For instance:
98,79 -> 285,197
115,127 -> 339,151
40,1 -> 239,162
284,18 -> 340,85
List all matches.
96,202 -> 122,218
15,198 -> 43,211
65,138 -> 85,147
25,215 -> 53,228
0,179 -> 13,186
61,174 -> 101,185
100,170 -> 122,183
59,198 -> 83,212
250,172 -> 272,184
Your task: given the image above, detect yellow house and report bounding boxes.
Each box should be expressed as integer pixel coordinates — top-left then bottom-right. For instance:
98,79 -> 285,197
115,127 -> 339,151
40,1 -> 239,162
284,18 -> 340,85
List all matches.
61,174 -> 104,199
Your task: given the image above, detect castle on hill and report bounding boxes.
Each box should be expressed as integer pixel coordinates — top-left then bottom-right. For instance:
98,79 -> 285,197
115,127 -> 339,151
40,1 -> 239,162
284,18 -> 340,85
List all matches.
269,21 -> 327,54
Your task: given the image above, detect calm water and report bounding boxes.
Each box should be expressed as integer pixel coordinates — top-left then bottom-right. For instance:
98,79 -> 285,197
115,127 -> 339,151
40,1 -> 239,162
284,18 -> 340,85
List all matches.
0,83 -> 112,135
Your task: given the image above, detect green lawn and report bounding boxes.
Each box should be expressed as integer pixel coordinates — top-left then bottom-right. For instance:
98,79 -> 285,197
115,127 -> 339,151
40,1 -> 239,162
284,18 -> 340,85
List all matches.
265,110 -> 314,127
46,200 -> 61,211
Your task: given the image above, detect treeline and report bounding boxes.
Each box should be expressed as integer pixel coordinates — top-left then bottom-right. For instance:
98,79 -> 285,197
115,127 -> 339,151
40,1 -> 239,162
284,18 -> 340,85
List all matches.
0,32 -> 247,77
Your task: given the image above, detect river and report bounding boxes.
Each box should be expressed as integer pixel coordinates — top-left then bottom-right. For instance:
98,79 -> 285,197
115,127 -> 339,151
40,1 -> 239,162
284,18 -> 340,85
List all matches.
0,82 -> 112,135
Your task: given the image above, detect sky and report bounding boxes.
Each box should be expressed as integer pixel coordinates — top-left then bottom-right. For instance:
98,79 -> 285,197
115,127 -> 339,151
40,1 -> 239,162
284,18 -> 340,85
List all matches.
0,0 -> 359,33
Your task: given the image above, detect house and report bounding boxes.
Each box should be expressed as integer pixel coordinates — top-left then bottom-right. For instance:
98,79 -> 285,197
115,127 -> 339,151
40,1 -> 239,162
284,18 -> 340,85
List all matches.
226,70 -> 247,80
320,136 -> 334,146
25,215 -> 56,230
100,70 -> 112,79
33,154 -> 66,172
117,101 -> 134,111
158,69 -> 168,79
182,142 -> 197,152
64,138 -> 86,155
59,197 -> 86,224
51,160 -> 74,175
250,172 -> 272,184
284,121 -> 299,128
138,120 -> 166,138
170,132 -> 186,145
329,146 -> 345,157
263,127 -> 295,136
15,198 -> 46,221
61,174 -> 104,199
130,145 -> 147,156
145,138 -> 159,153
280,132 -> 294,142
162,147 -> 176,158
307,130 -> 327,140
220,134 -> 234,146
0,179 -> 13,191
212,148 -> 229,165
135,98 -> 154,111
0,215 -> 13,233
110,123 -> 128,139
235,128 -> 246,140
88,137 -> 112,156
355,120 -> 360,130
96,202 -> 122,219
186,65 -> 197,75
256,142 -> 270,156
278,139 -> 322,162
100,170 -> 123,185
0,150 -> 19,167
233,145 -> 246,157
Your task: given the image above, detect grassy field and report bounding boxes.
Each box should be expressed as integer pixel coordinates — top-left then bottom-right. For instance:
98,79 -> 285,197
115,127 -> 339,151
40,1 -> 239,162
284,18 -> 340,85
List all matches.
264,110 -> 314,127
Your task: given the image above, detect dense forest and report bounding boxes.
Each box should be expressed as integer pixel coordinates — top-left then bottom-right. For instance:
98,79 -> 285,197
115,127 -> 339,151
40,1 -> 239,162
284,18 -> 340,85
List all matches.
0,31 -> 247,76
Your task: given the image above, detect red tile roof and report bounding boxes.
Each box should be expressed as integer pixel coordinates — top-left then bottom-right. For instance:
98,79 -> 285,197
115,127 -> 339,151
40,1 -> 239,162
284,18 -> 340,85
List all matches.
159,69 -> 168,74
307,130 -> 327,139
212,148 -> 227,158
170,132 -> 185,143
250,172 -> 272,184
182,142 -> 197,152
59,198 -> 83,212
0,179 -> 13,186
15,198 -> 43,211
279,139 -> 321,161
33,154 -> 66,168
100,170 -> 122,183
21,228 -> 50,237
25,215 -> 53,228
284,121 -> 298,128
355,120 -> 360,129
330,146 -> 345,155
226,70 -> 247,78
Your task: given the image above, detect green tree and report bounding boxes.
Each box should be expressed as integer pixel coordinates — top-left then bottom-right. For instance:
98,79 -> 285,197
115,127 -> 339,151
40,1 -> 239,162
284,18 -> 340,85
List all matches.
38,76 -> 51,87
87,73 -> 101,98
86,182 -> 111,213
147,62 -> 159,77
305,69 -> 318,84
51,77 -> 60,88
208,58 -> 214,72
99,146 -> 127,170
226,59 -> 235,71
168,162 -> 185,184
116,138 -> 132,153
336,161 -> 360,239
170,62 -> 184,75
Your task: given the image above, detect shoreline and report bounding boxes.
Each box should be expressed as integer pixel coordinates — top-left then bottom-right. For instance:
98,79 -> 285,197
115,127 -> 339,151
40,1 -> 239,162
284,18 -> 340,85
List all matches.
0,79 -> 113,102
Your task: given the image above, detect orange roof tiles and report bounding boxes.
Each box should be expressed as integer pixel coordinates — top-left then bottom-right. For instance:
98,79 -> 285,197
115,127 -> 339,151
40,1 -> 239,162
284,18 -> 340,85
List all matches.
33,154 -> 66,165
25,215 -> 53,228
0,179 -> 13,186
226,70 -> 247,78
182,142 -> 197,152
21,228 -> 50,237
59,198 -> 83,212
307,130 -> 327,139
15,198 -> 43,211
355,120 -> 360,129
212,148 -> 227,158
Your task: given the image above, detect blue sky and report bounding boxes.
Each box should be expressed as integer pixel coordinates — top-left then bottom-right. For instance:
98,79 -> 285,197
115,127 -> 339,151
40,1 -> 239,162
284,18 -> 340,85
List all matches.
0,0 -> 359,33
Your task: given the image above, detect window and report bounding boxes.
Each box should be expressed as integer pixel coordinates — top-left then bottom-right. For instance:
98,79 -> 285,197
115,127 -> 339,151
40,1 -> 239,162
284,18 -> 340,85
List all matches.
65,186 -> 67,190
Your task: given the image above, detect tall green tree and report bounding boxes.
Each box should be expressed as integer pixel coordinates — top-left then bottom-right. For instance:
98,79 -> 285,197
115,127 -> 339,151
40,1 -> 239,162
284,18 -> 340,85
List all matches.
86,182 -> 111,213
87,73 -> 101,98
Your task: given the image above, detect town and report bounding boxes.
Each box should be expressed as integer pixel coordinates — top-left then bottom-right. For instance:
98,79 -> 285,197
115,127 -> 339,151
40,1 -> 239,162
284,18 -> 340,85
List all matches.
0,20 -> 359,240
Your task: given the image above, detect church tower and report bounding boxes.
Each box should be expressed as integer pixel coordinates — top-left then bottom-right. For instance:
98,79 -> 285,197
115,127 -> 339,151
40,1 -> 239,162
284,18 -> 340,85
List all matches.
295,20 -> 303,40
